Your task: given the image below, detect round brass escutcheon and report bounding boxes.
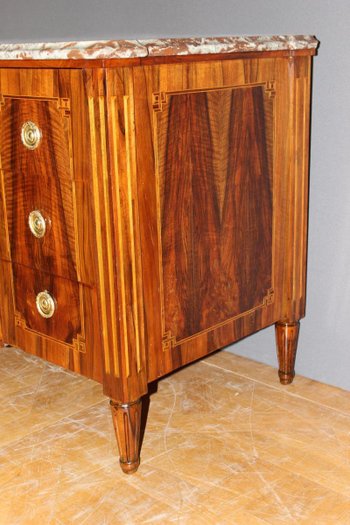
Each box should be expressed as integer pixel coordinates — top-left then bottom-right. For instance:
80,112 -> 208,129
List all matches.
36,291 -> 56,319
21,121 -> 42,150
28,210 -> 47,238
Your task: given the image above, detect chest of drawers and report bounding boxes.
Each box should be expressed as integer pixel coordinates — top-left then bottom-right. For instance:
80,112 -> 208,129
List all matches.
0,35 -> 317,474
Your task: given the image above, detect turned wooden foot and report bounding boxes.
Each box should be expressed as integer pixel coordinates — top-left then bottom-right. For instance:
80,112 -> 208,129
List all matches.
110,398 -> 142,474
275,321 -> 300,385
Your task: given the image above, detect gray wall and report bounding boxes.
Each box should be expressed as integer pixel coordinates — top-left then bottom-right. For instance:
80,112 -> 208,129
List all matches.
1,0 -> 349,389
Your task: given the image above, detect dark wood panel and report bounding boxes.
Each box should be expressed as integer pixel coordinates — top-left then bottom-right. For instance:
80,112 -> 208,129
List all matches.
0,97 -> 71,176
0,68 -> 108,384
156,85 -> 274,343
0,96 -> 78,281
13,263 -> 81,344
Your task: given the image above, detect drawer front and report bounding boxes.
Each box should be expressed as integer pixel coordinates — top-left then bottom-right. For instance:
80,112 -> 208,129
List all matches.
0,96 -> 78,281
0,96 -> 71,177
13,263 -> 81,345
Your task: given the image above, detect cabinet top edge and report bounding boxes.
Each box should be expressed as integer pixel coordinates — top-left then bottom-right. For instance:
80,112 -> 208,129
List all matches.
0,35 -> 318,61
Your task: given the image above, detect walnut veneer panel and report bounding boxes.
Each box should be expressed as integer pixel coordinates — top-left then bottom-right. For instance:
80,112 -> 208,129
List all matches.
0,96 -> 78,281
156,85 -> 273,342
0,69 -> 103,382
13,263 -> 81,344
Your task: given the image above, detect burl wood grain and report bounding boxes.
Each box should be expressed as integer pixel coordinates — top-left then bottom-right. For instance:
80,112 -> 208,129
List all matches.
157,86 -> 273,343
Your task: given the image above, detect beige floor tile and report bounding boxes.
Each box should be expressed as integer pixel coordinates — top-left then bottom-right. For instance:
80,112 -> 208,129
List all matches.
0,348 -> 104,436
206,350 -> 350,415
0,346 -> 350,524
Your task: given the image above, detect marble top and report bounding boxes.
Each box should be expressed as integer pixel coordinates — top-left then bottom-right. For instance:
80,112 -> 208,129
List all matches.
0,35 -> 318,61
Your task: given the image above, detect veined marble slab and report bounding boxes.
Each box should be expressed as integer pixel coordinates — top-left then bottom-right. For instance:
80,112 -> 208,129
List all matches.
140,35 -> 318,57
0,35 -> 318,60
0,39 -> 147,60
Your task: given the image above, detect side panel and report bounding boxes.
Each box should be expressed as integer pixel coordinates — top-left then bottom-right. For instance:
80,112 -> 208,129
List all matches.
134,57 -> 312,381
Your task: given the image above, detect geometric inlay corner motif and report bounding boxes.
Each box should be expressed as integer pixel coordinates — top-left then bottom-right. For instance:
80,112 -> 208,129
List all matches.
153,92 -> 168,112
72,333 -> 86,353
162,330 -> 176,351
14,312 -> 27,329
161,287 -> 275,352
57,97 -> 71,117
264,81 -> 276,98
263,288 -> 275,306
14,311 -> 85,352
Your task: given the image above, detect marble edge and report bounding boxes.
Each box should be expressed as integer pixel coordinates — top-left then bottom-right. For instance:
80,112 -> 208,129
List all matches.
0,39 -> 148,60
140,35 -> 319,57
0,35 -> 318,61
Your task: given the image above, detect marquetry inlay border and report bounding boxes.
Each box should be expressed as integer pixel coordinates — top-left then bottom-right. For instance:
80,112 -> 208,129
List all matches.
0,94 -> 86,353
153,82 -> 276,351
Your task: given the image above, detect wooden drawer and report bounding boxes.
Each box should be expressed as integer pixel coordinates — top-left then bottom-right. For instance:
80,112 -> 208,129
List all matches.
0,96 -> 71,176
12,263 -> 81,345
1,169 -> 78,282
0,95 -> 77,280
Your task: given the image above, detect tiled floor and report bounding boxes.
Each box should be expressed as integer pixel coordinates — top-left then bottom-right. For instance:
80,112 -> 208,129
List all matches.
0,347 -> 350,524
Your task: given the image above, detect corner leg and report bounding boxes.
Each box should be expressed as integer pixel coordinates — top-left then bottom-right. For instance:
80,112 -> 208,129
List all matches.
275,321 -> 300,385
110,398 -> 142,474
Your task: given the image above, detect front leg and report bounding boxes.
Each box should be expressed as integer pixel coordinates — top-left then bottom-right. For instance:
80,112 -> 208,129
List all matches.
110,398 -> 142,474
275,321 -> 300,385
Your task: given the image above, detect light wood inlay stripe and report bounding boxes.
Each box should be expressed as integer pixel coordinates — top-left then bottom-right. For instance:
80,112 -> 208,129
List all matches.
98,97 -> 120,377
123,95 -> 141,372
110,96 -> 130,377
299,74 -> 309,308
88,97 -> 111,375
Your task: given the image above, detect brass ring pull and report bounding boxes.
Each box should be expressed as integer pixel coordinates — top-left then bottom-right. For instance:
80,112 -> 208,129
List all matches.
36,291 -> 56,319
21,121 -> 42,150
28,210 -> 47,238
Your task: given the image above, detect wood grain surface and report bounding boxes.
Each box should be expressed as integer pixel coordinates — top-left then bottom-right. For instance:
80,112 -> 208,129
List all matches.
156,85 -> 273,343
275,321 -> 301,384
0,97 -> 78,282
0,68 -> 103,382
134,56 -> 312,382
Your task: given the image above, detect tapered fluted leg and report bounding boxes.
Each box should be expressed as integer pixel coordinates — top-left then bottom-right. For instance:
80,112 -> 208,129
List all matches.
110,398 -> 142,474
275,321 -> 300,385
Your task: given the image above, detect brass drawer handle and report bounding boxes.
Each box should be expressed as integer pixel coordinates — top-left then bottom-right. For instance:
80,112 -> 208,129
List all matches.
36,291 -> 56,319
21,121 -> 42,150
28,210 -> 48,238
